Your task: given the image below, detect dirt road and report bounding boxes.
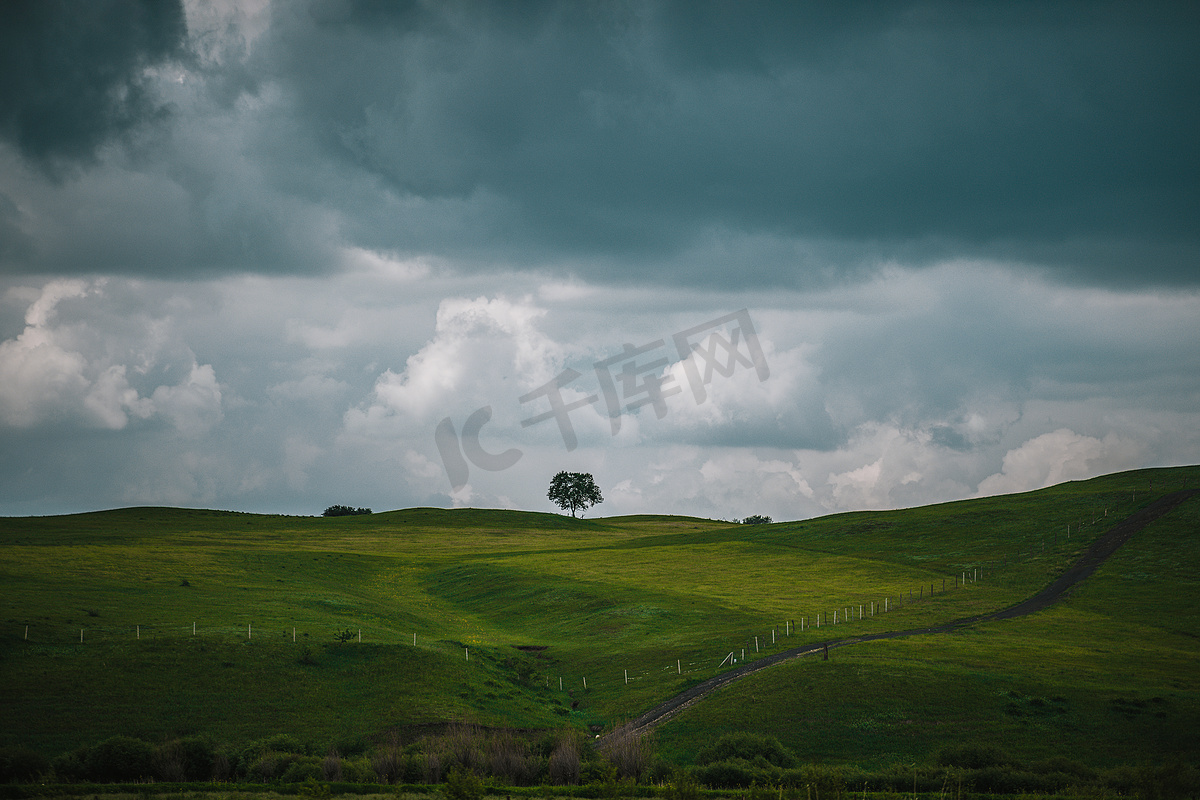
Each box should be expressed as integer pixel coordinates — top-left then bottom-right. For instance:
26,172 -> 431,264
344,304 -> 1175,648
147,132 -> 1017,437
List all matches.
601,488 -> 1197,742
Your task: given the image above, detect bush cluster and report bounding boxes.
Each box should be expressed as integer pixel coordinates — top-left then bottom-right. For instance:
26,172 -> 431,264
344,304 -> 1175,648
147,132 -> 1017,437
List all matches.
321,505 -> 372,517
10,732 -> 1199,798
47,736 -> 216,783
0,746 -> 50,782
22,726 -> 636,788
687,737 -> 1199,799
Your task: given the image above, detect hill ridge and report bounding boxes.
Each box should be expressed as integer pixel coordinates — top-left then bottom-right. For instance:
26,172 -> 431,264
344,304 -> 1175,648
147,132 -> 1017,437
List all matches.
603,487 -> 1200,743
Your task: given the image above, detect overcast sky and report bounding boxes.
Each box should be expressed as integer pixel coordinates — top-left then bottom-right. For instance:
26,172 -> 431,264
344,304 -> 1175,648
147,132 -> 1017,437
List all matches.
1,0 -> 1197,520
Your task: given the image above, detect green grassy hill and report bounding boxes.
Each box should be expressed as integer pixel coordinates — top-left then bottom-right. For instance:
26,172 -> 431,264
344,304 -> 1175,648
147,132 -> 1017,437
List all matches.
1,466 -> 1197,774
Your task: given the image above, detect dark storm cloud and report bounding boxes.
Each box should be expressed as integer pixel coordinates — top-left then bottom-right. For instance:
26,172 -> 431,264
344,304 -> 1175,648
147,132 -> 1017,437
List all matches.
268,0 -> 1200,287
0,0 -> 188,171
0,193 -> 33,263
667,413 -> 844,452
2,0 -> 1196,286
811,264 -> 1200,441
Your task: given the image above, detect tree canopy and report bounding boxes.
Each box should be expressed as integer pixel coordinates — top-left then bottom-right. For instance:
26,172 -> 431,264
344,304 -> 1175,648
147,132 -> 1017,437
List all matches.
322,505 -> 372,517
547,471 -> 603,518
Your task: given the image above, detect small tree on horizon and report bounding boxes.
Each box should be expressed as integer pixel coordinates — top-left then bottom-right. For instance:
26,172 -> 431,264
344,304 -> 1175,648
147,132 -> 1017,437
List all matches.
547,471 -> 603,518
322,505 -> 372,517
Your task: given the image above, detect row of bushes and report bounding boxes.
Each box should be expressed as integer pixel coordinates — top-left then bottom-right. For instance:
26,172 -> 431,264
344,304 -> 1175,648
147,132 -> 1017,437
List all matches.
321,505 -> 372,517
4,733 -> 1197,798
691,761 -> 1198,799
0,726 -> 652,788
690,736 -> 1200,799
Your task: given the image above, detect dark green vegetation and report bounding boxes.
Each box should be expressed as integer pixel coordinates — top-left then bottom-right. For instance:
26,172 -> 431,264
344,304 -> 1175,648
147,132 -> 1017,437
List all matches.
1,466 -> 1197,795
323,506 -> 373,517
547,471 -> 604,518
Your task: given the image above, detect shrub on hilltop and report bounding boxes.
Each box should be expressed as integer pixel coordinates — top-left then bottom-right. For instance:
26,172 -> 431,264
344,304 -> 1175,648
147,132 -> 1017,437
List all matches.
322,505 -> 372,517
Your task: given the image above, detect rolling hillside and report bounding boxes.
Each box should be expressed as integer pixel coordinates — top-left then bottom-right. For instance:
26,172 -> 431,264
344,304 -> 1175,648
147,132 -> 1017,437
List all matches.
1,466 -> 1197,772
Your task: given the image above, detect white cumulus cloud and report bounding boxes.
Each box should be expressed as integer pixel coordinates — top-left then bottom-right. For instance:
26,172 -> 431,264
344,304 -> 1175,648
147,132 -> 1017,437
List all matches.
0,280 -> 222,434
347,294 -> 563,427
150,363 -> 224,437
976,428 -> 1146,497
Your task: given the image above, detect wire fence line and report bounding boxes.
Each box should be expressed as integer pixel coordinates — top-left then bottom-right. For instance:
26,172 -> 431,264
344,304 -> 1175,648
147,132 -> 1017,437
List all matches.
5,481 -> 1186,756
12,565 -> 996,694
603,488 -> 1170,687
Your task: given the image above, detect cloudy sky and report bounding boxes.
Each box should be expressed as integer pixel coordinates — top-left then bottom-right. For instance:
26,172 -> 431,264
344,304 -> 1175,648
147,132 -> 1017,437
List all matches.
1,0 -> 1197,520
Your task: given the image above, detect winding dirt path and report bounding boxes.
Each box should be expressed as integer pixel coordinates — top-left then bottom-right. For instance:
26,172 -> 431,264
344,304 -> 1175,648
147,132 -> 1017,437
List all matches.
601,488 -> 1197,743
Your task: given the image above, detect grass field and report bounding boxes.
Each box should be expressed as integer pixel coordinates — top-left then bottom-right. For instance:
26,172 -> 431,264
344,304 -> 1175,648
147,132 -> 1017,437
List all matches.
1,465 -> 1197,776
655,473 -> 1200,771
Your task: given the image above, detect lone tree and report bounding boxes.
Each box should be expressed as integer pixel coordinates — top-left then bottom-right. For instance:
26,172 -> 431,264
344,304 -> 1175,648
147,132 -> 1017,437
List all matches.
547,471 -> 603,518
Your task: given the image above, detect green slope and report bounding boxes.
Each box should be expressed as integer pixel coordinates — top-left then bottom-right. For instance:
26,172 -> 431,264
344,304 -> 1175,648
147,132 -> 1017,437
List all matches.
655,474 -> 1200,770
0,466 -> 1196,770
